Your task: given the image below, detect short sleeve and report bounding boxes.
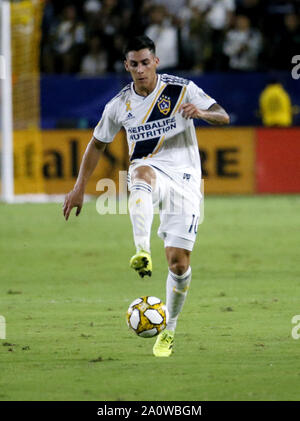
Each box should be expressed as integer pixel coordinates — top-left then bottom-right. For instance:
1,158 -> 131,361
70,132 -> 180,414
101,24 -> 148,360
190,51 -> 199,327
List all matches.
187,81 -> 216,111
93,102 -> 122,143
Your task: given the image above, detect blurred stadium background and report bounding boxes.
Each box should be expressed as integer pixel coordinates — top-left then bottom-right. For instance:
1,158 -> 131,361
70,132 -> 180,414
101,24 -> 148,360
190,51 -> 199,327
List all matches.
1,0 -> 300,403
1,0 -> 300,200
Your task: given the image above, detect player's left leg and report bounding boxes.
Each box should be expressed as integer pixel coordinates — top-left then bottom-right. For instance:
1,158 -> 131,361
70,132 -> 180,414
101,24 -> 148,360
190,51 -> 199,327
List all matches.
165,246 -> 191,330
153,245 -> 192,357
152,169 -> 200,356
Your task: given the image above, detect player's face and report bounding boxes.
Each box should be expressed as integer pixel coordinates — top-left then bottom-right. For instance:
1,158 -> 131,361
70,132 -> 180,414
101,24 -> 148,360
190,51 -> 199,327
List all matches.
124,49 -> 159,96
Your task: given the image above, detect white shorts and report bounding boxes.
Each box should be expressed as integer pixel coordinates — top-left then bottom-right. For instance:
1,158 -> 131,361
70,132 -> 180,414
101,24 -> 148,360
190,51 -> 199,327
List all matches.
128,163 -> 202,251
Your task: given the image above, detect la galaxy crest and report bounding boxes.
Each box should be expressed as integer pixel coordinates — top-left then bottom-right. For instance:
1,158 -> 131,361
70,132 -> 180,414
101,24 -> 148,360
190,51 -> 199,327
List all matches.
157,95 -> 171,115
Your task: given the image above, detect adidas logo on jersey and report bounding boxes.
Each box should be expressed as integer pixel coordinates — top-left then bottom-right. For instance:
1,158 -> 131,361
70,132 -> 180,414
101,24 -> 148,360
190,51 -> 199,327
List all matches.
126,112 -> 135,120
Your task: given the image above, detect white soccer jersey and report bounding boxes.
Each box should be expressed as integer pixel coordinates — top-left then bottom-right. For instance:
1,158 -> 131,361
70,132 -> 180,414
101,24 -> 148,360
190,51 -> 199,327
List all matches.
93,73 -> 216,181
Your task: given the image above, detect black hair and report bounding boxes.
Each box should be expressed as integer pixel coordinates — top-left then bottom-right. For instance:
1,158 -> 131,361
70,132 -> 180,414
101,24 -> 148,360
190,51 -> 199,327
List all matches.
123,35 -> 156,58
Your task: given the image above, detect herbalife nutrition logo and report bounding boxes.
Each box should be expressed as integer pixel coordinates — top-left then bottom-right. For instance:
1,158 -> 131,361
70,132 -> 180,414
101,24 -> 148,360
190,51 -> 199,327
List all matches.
0,55 -> 5,79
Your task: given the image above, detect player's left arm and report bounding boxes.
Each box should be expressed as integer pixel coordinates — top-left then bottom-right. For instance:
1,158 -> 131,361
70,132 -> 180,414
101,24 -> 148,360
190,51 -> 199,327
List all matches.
179,103 -> 230,125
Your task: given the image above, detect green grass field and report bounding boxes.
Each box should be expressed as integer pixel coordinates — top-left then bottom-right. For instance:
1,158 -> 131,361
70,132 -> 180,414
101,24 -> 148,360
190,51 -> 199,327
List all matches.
0,195 -> 300,401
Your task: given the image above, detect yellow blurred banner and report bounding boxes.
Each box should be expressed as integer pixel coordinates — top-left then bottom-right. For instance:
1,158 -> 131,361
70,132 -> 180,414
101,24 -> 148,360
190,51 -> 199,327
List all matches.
14,128 -> 255,195
11,0 -> 45,194
14,129 -> 44,194
11,0 -> 43,130
41,130 -> 128,194
196,127 -> 255,194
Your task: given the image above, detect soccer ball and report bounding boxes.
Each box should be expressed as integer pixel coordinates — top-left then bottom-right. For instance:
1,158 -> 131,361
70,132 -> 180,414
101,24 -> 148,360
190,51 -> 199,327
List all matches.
126,296 -> 169,338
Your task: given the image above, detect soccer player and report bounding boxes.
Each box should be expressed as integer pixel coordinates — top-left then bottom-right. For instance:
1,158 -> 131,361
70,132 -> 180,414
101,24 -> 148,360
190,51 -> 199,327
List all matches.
63,35 -> 230,357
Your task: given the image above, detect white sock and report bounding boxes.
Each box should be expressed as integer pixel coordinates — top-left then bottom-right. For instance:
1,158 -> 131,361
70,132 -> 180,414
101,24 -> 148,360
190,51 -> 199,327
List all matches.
128,179 -> 153,253
166,266 -> 192,331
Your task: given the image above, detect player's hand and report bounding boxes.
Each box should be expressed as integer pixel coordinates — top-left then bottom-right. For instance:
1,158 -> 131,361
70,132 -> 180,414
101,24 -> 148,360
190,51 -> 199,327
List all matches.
178,103 -> 203,120
63,189 -> 84,221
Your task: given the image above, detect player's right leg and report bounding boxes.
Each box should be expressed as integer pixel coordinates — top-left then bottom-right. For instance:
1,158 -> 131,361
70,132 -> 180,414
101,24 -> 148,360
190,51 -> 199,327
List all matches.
128,165 -> 157,278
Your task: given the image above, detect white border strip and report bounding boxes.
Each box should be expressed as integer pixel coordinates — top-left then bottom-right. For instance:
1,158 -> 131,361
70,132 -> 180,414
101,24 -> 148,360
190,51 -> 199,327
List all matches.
1,0 -> 14,202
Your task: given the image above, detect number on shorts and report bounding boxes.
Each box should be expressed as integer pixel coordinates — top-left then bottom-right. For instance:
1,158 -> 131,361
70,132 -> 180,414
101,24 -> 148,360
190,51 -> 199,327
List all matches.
188,214 -> 199,234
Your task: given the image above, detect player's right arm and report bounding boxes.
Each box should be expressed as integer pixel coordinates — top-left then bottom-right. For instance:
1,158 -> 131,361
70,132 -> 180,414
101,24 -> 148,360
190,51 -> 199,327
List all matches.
63,97 -> 122,221
63,137 -> 106,221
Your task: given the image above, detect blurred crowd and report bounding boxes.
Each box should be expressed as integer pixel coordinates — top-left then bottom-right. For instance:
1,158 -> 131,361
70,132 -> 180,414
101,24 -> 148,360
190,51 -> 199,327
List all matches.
40,0 -> 300,75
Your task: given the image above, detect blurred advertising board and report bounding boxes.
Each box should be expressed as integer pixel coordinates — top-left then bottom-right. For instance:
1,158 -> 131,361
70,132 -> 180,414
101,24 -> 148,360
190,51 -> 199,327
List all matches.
256,128 -> 300,193
12,128 -> 300,195
197,128 -> 255,194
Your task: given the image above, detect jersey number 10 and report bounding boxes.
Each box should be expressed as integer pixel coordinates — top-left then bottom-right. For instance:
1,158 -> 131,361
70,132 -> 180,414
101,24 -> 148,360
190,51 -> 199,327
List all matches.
188,214 -> 199,234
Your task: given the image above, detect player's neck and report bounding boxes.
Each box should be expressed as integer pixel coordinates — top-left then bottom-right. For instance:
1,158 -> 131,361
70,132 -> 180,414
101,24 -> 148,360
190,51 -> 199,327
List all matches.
133,74 -> 158,97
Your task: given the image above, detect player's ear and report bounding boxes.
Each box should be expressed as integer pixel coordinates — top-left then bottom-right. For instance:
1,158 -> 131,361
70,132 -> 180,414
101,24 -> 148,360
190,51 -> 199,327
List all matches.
154,55 -> 160,67
124,59 -> 129,72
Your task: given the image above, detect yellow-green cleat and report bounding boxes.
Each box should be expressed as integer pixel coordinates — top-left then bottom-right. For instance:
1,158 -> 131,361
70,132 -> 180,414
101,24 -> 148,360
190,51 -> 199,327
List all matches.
129,250 -> 152,278
153,329 -> 174,357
